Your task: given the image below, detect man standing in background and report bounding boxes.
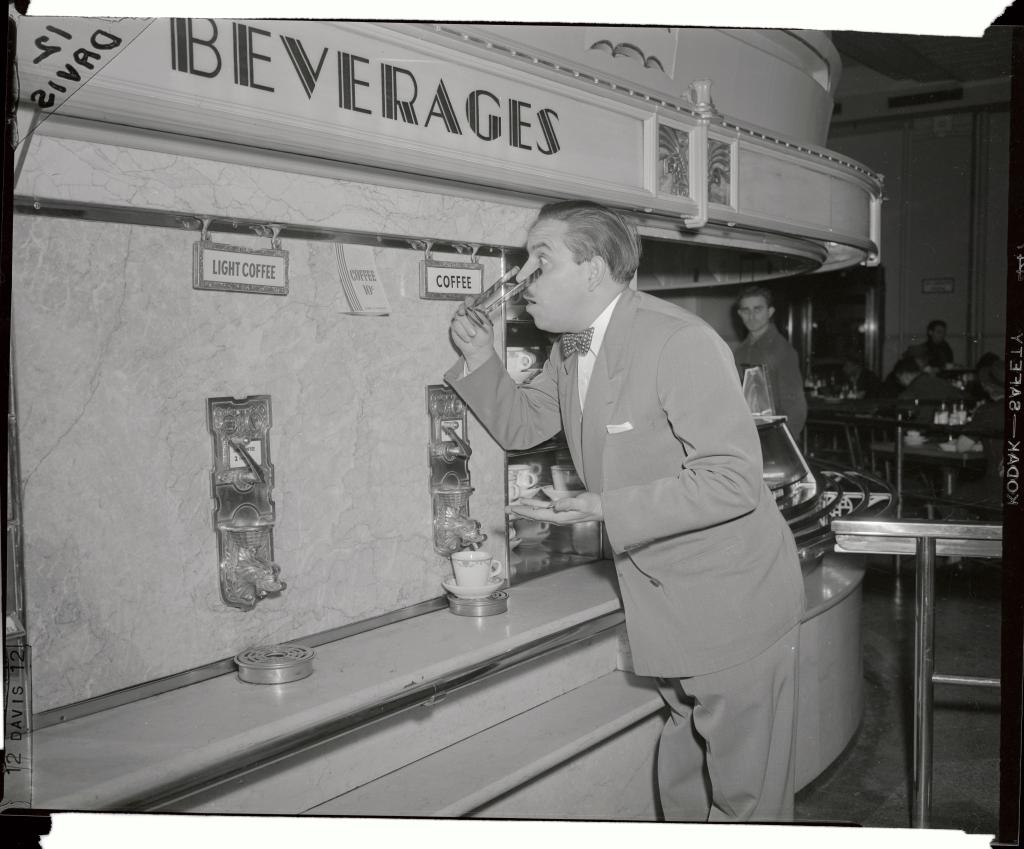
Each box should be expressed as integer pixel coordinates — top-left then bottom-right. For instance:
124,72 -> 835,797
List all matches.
445,200 -> 804,822
733,285 -> 808,439
906,319 -> 955,372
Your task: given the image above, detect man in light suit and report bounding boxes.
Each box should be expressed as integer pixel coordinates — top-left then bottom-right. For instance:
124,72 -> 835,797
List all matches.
445,201 -> 804,822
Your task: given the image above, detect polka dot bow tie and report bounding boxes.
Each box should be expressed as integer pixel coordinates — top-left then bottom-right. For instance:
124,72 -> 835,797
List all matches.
559,327 -> 595,359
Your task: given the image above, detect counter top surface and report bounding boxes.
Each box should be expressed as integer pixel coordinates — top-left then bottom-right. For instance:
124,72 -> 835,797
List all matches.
31,553 -> 864,811
31,562 -> 623,810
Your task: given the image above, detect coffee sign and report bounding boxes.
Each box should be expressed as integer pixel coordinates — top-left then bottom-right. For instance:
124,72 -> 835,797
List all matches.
420,260 -> 485,300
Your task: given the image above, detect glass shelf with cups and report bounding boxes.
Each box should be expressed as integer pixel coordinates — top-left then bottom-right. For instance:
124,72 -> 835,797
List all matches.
506,446 -> 605,585
500,277 -> 605,585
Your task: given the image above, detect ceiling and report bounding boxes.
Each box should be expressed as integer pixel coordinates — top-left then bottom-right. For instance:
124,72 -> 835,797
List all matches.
831,26 -> 1013,94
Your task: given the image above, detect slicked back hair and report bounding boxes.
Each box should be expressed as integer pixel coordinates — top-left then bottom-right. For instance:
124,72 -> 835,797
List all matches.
534,200 -> 641,284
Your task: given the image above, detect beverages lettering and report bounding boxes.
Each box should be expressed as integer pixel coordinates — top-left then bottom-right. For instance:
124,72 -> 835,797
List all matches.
170,19 -> 562,157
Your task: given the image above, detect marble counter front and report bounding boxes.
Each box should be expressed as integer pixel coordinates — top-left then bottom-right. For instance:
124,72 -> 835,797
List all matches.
31,562 -> 623,812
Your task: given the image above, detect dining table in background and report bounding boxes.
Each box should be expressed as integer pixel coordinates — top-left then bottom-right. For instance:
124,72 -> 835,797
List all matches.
870,438 -> 986,497
804,394 -> 1001,515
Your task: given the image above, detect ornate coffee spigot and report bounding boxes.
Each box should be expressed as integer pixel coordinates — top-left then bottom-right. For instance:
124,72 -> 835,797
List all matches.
427,385 -> 487,555
208,395 -> 286,610
432,485 -> 487,556
217,518 -> 286,611
435,423 -> 471,462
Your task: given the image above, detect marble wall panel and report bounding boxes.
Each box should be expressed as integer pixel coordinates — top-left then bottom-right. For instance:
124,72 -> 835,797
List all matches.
13,140 -> 533,711
17,135 -> 534,245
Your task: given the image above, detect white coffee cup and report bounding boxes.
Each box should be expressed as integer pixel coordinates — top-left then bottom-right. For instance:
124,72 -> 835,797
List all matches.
508,464 -> 540,489
451,550 -> 501,587
507,347 -> 538,371
551,464 -> 582,491
510,480 -> 540,500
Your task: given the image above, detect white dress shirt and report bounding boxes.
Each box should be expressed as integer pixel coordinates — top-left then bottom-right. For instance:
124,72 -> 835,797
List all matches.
577,293 -> 621,409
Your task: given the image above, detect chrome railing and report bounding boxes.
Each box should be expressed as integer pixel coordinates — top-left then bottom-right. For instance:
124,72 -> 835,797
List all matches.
831,517 -> 1002,829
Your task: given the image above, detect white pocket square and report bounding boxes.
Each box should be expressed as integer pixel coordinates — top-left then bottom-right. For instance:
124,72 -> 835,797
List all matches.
606,421 -> 633,434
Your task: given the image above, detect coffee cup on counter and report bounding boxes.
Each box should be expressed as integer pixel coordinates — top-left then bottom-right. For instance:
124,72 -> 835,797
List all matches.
451,550 -> 501,587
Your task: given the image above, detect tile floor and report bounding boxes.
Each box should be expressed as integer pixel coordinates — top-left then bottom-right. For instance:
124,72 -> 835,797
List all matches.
794,554 -> 1002,834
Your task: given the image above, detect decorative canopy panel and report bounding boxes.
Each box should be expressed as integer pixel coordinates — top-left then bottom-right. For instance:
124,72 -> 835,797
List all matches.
14,18 -> 881,276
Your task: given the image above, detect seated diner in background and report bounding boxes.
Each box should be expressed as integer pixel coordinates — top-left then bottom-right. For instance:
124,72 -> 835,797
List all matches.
967,352 -> 1005,403
950,355 -> 1005,513
883,355 -> 965,421
840,355 -> 883,399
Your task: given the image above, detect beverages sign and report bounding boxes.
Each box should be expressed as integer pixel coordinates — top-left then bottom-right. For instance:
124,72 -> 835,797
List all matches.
169,19 -> 564,160
15,19 -> 649,204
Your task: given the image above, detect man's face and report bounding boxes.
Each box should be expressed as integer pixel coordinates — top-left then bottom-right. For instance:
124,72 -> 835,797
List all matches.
929,324 -> 946,343
518,218 -> 592,333
737,295 -> 774,336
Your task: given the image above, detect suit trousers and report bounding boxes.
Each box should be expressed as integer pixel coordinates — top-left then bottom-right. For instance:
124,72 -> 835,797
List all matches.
655,623 -> 800,822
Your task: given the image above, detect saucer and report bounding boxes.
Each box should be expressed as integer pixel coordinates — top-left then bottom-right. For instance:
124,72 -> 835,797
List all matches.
512,368 -> 542,385
442,577 -> 503,599
510,487 -> 541,501
904,437 -> 926,446
542,486 -> 584,501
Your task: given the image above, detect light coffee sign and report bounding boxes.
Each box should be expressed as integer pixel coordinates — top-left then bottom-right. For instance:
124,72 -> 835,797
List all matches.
193,241 -> 289,295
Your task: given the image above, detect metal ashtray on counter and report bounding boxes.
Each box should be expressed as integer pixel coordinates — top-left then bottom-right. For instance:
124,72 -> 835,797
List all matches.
448,590 -> 509,617
235,643 -> 316,684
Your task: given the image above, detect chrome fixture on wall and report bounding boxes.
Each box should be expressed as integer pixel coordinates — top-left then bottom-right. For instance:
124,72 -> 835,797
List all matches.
426,384 -> 485,556
207,395 -> 285,610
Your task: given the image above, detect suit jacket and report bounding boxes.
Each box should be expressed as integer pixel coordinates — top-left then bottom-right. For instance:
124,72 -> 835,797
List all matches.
733,322 -> 808,437
445,288 -> 804,677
